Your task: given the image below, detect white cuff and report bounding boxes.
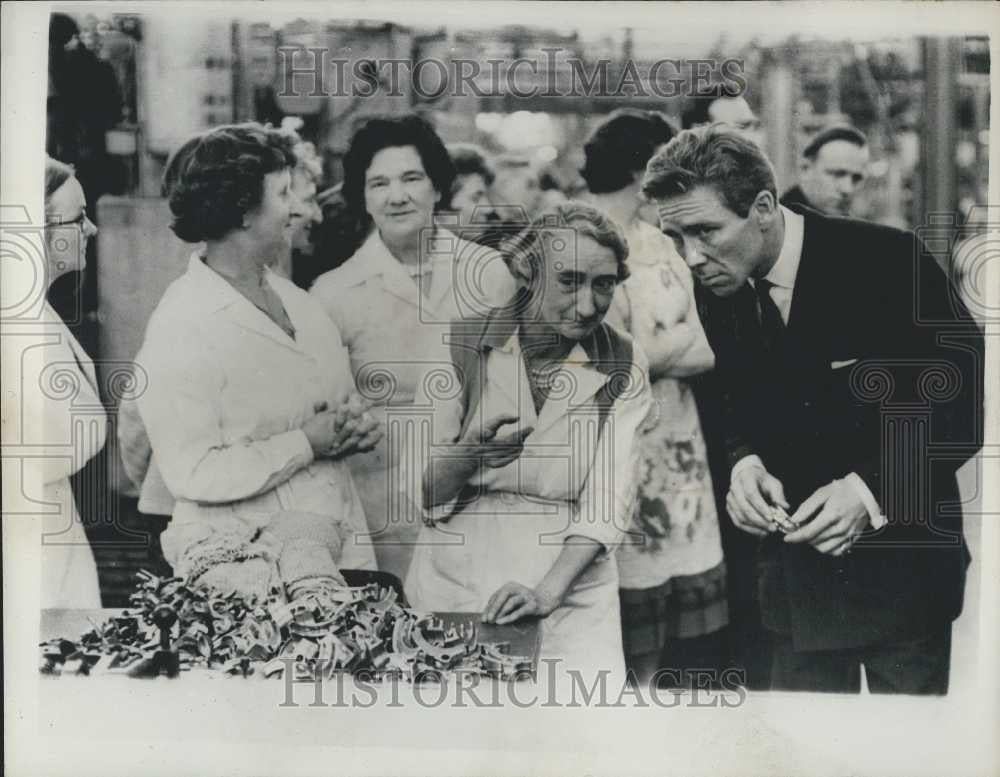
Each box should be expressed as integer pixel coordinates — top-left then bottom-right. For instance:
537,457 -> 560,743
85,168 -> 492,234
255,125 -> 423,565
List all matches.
845,472 -> 887,530
731,454 -> 766,481
425,496 -> 460,525
289,429 -> 317,467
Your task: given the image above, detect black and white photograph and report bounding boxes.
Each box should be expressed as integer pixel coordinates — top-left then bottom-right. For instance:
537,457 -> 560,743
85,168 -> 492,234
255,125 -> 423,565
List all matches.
2,2 -> 998,775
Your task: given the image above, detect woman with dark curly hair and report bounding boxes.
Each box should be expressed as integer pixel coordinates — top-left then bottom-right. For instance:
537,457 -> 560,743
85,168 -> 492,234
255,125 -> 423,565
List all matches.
310,114 -> 516,583
134,123 -> 379,599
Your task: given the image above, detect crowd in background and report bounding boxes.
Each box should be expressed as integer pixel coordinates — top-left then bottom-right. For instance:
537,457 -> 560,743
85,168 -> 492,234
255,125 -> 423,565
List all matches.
39,12 -> 983,695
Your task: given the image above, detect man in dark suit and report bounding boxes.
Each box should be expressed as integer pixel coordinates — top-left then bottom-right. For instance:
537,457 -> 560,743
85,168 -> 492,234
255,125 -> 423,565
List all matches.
781,125 -> 870,217
641,127 -> 982,693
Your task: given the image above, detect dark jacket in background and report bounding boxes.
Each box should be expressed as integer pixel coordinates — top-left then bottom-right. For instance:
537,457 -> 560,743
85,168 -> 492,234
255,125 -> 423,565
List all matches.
779,184 -> 815,212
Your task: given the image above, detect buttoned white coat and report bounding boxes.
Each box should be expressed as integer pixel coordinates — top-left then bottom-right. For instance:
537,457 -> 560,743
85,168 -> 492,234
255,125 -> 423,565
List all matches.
135,255 -> 375,576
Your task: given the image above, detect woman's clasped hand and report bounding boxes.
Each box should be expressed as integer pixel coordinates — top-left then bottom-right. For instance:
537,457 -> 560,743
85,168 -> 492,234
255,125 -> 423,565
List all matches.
302,393 -> 383,460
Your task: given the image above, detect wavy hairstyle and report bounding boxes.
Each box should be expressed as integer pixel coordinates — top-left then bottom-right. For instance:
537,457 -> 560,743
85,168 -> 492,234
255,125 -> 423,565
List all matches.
502,201 -> 630,292
167,123 -> 296,243
642,126 -> 777,218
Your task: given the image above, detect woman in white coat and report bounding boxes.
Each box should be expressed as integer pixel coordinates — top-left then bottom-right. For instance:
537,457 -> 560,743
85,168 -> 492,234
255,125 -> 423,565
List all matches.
408,203 -> 652,684
135,124 -> 380,598
310,114 -> 517,584
27,157 -> 103,607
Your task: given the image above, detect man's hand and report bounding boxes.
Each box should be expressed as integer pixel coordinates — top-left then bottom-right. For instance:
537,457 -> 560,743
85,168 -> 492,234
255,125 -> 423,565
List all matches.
727,461 -> 794,536
482,581 -> 559,625
784,478 -> 869,556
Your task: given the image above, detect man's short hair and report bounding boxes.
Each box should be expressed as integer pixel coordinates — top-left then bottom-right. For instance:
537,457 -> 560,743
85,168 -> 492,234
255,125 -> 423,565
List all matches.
802,124 -> 868,160
642,126 -> 777,218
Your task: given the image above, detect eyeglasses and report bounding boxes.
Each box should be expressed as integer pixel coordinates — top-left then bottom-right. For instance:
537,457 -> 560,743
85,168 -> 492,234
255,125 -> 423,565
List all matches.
46,212 -> 89,229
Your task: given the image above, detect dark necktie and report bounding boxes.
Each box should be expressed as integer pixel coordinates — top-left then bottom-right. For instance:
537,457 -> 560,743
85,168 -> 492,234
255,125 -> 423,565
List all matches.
754,278 -> 785,350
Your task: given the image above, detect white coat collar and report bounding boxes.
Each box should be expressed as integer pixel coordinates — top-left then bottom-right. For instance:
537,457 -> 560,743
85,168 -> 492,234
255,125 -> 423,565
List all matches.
182,253 -> 302,352
490,328 -> 610,437
328,227 -> 469,312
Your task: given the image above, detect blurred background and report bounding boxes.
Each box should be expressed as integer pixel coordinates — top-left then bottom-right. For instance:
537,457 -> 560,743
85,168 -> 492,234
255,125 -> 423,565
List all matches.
45,8 -> 990,608
52,14 -> 990,222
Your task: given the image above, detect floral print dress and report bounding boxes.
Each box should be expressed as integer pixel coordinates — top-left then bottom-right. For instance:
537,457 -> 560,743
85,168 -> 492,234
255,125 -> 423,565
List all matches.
604,220 -> 728,654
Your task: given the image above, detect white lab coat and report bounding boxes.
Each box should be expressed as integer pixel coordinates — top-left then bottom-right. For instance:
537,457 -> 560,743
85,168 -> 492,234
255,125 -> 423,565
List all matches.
310,227 -> 516,582
22,303 -> 105,607
405,328 -> 652,681
135,254 -> 375,576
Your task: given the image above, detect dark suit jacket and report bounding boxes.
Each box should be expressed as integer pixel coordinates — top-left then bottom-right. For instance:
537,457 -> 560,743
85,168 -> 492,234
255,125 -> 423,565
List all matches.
779,184 -> 815,212
696,207 -> 983,652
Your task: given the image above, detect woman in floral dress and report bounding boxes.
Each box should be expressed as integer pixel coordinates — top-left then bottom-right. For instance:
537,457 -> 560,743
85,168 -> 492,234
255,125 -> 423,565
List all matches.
583,110 -> 728,686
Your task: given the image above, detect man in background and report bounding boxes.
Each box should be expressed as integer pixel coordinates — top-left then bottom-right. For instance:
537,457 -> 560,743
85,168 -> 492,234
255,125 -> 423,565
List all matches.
782,125 -> 869,216
47,12 -> 122,352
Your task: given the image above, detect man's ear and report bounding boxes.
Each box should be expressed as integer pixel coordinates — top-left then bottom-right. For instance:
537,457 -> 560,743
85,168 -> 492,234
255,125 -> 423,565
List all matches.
799,157 -> 812,176
750,189 -> 778,225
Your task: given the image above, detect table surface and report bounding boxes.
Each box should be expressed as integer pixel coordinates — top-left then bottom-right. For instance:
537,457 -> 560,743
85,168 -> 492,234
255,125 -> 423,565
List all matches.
36,608 -> 544,746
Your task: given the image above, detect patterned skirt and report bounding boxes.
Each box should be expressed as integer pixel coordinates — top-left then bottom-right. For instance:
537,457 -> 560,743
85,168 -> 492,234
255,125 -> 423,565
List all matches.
619,560 -> 728,659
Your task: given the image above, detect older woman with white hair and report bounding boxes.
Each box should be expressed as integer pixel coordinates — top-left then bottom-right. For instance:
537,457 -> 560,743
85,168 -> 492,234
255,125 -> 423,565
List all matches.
406,201 -> 652,682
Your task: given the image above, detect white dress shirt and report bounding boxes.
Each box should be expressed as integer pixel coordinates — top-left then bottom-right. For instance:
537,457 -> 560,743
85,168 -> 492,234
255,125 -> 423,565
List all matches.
733,207 -> 886,529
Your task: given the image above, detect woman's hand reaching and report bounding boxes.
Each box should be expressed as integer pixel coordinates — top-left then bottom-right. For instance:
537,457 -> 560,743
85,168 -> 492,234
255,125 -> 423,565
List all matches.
482,581 -> 559,625
461,412 -> 534,469
422,413 -> 533,510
